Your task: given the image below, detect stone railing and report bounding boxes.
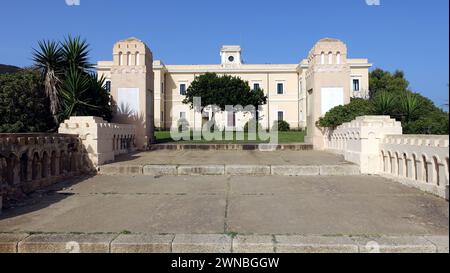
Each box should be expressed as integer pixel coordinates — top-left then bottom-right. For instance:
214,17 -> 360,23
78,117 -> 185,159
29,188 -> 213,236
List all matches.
324,116 -> 403,173
0,133 -> 88,211
379,135 -> 449,199
324,116 -> 449,199
58,116 -> 137,167
1,117 -> 137,213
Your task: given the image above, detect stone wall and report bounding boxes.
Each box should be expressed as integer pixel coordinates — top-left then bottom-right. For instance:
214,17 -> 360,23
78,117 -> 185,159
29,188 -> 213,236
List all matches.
1,117 -> 138,213
324,116 -> 449,199
58,116 -> 137,166
379,135 -> 449,199
0,133 -> 88,210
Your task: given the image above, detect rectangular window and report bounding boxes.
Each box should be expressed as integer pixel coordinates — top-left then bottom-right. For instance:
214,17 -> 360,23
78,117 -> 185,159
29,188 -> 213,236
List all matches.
105,81 -> 111,93
253,83 -> 260,91
227,111 -> 236,127
161,111 -> 164,122
277,111 -> 284,121
353,79 -> 360,92
277,83 -> 284,94
180,112 -> 186,119
161,82 -> 164,93
180,84 -> 187,95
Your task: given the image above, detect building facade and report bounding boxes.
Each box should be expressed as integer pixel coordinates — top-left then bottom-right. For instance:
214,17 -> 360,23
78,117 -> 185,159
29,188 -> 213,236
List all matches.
97,38 -> 371,147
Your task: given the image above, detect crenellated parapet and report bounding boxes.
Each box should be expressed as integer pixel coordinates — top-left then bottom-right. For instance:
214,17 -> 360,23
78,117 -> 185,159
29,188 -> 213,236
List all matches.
0,133 -> 87,211
1,117 -> 138,213
324,116 -> 449,199
58,116 -> 137,166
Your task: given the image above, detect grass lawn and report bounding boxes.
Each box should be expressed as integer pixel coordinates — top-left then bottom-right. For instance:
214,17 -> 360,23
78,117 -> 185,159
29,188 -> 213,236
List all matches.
155,131 -> 305,144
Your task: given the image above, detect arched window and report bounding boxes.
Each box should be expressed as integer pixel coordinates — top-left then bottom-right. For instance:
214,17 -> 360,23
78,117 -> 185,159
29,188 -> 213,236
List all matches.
328,52 -> 333,64
336,52 -> 341,64
127,52 -> 131,66
135,52 -> 140,66
118,52 -> 123,66
321,52 -> 325,64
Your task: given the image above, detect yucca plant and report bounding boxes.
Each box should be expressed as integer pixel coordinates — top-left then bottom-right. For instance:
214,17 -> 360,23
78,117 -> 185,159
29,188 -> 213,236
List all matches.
59,65 -> 99,119
398,92 -> 422,123
32,40 -> 63,123
371,91 -> 397,116
61,36 -> 93,71
33,36 -> 112,124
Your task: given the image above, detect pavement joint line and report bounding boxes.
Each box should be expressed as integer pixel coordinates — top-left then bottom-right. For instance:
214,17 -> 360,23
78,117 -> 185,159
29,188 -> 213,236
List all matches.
109,233 -> 122,253
422,236 -> 440,252
223,177 -> 231,234
16,234 -> 31,254
272,235 -> 277,253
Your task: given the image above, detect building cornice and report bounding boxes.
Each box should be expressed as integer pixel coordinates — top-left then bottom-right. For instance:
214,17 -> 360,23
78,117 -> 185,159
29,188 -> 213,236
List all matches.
163,68 -> 299,73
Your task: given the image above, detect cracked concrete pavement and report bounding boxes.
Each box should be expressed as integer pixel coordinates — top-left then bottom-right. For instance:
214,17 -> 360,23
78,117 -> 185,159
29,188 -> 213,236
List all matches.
0,175 -> 448,236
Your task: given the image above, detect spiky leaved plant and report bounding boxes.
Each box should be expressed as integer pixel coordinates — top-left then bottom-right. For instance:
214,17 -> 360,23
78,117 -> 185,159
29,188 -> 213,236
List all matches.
32,40 -> 63,123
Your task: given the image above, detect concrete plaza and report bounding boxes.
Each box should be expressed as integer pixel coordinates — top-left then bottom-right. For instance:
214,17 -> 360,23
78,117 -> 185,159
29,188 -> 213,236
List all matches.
0,150 -> 448,253
0,174 -> 447,236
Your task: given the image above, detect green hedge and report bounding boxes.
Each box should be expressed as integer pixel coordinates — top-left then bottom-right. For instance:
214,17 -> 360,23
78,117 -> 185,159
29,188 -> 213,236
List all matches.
0,69 -> 56,133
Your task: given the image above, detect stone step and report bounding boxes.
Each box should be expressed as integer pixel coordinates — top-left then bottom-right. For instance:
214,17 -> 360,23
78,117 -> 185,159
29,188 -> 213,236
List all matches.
1,233 -> 447,253
98,164 -> 360,176
149,143 -> 313,151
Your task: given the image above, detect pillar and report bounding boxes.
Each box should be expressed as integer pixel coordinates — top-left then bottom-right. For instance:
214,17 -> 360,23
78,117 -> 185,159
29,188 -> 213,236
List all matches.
110,37 -> 155,150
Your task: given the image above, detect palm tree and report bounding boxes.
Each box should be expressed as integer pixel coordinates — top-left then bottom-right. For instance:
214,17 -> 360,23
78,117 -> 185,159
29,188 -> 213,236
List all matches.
33,36 -> 111,124
32,40 -> 63,123
371,91 -> 397,116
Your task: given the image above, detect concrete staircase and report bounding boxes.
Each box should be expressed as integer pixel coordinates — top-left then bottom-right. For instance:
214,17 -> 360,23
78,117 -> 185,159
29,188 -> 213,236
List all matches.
99,163 -> 360,176
149,143 -> 313,151
98,148 -> 361,177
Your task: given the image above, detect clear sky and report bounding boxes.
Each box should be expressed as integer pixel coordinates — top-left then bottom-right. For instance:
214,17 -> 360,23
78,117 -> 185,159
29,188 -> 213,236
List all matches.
0,0 -> 448,106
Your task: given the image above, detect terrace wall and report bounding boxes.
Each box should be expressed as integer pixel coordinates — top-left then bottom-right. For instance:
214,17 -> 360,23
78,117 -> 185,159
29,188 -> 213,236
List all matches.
1,116 -> 137,213
0,133 -> 87,210
324,116 -> 449,199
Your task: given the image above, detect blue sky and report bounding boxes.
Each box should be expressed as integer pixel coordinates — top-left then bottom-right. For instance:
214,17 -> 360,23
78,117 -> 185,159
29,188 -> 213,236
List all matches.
0,0 -> 448,106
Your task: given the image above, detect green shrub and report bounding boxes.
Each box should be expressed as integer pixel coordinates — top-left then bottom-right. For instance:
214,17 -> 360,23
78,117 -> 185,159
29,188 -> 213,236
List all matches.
317,98 -> 374,129
273,120 -> 290,132
403,111 -> 449,135
0,69 -> 56,133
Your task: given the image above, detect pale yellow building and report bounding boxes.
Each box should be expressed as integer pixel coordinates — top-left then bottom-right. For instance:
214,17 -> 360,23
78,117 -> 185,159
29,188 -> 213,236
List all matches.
97,37 -> 371,147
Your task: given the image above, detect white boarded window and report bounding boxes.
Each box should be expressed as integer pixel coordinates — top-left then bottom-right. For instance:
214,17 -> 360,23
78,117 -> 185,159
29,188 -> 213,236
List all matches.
321,52 -> 325,64
321,87 -> 344,115
336,52 -> 341,64
328,52 -> 333,64
118,88 -> 140,115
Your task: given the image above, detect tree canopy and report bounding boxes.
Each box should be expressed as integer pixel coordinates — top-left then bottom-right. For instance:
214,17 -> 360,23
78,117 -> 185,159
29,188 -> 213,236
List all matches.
0,69 -> 55,133
32,36 -> 112,124
182,73 -> 267,113
318,68 -> 449,135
